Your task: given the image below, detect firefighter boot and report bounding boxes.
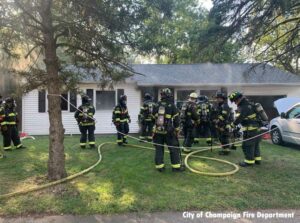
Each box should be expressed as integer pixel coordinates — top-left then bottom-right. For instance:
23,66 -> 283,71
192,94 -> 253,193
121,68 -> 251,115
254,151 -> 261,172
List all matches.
239,161 -> 254,167
172,165 -> 186,172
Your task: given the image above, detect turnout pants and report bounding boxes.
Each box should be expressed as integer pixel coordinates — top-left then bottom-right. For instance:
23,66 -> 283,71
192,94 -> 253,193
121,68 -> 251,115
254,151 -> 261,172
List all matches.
182,125 -> 194,152
153,132 -> 181,170
79,125 -> 95,148
195,122 -> 212,145
140,121 -> 154,141
218,129 -> 230,152
2,125 -> 22,150
242,130 -> 261,164
116,122 -> 129,145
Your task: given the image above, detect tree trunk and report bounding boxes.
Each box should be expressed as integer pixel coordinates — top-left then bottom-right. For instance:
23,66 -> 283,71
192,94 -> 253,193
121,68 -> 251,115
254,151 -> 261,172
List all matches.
40,0 -> 67,180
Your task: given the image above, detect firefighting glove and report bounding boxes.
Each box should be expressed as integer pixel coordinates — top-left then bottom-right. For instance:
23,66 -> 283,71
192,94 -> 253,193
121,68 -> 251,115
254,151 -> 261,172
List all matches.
1,125 -> 8,132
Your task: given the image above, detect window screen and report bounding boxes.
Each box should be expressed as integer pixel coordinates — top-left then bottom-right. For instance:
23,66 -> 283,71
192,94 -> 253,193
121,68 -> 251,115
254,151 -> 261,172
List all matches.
200,90 -> 217,101
177,90 -> 194,102
86,89 -> 94,106
38,90 -> 46,113
61,93 -> 68,111
70,90 -> 77,112
96,91 -> 116,110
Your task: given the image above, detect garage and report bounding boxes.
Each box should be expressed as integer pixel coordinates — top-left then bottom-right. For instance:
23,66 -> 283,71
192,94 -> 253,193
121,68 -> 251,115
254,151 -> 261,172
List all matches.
246,95 -> 286,120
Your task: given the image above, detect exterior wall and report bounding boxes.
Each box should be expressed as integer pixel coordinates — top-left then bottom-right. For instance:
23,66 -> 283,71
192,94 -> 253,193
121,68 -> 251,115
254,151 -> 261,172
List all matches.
22,83 -> 141,135
22,83 -> 300,135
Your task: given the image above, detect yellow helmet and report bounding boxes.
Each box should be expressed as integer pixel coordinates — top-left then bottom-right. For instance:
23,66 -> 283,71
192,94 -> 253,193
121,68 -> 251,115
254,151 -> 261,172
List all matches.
189,92 -> 198,99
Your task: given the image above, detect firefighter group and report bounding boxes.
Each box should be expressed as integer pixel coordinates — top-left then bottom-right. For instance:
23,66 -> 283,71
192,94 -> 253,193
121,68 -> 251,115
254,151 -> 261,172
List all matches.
0,89 -> 268,172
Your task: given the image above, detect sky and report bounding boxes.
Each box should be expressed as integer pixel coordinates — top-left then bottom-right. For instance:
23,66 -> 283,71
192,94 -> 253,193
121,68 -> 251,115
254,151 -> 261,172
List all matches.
198,0 -> 213,10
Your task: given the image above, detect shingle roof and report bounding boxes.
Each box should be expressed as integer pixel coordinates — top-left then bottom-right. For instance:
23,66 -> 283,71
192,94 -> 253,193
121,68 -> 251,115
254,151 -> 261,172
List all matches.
78,63 -> 300,86
128,63 -> 300,86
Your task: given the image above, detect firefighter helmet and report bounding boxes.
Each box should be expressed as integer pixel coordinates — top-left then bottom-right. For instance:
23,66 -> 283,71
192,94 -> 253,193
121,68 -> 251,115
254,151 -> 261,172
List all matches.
198,95 -> 208,103
160,88 -> 172,99
215,92 -> 227,100
228,91 -> 243,102
81,95 -> 90,104
144,93 -> 152,101
189,92 -> 198,99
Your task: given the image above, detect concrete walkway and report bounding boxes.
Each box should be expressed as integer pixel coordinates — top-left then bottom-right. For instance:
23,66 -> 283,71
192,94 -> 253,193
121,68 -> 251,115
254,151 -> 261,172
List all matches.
0,210 -> 299,223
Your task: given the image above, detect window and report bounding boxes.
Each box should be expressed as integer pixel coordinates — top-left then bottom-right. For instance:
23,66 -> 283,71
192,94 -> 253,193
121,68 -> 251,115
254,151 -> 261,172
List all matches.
288,105 -> 300,119
61,93 -> 68,111
38,90 -> 46,113
200,90 -> 217,101
96,91 -> 116,110
86,89 -> 94,106
177,90 -> 195,102
141,87 -> 158,102
69,90 -> 77,112
117,89 -> 124,101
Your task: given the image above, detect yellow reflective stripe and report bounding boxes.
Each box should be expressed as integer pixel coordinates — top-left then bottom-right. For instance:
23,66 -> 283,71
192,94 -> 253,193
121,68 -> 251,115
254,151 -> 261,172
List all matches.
80,122 -> 94,126
116,139 -> 123,142
222,110 -> 228,114
171,164 -> 181,168
140,107 -> 145,110
156,164 -> 165,169
5,122 -> 16,125
80,143 -> 86,146
175,127 -> 180,131
165,114 -> 172,119
247,113 -> 256,119
89,142 -> 95,145
114,111 -> 121,114
16,144 -> 23,148
255,157 -> 262,161
242,126 -> 258,131
8,113 -> 16,117
218,115 -> 224,121
115,118 -> 121,121
120,119 -> 128,122
79,114 -> 83,116
88,113 -> 94,115
244,159 -> 255,164
123,135 -> 127,139
187,112 -> 192,116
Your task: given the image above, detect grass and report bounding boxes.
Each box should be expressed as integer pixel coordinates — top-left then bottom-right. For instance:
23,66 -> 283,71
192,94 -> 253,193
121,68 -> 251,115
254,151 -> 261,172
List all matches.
0,134 -> 299,216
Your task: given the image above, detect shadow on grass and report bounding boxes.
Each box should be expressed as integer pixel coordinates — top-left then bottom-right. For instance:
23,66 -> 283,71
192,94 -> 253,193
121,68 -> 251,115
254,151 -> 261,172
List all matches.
0,136 -> 299,216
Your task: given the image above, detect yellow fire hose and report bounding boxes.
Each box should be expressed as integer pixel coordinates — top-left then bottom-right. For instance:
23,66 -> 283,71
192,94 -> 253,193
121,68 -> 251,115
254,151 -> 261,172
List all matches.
0,141 -> 239,200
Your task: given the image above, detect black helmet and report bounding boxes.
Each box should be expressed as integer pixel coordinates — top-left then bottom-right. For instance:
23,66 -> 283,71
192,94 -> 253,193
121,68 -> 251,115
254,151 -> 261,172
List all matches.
144,93 -> 152,101
5,97 -> 14,104
198,95 -> 208,103
215,92 -> 227,100
228,91 -> 243,102
81,95 -> 90,104
119,95 -> 127,106
120,94 -> 127,101
160,88 -> 172,99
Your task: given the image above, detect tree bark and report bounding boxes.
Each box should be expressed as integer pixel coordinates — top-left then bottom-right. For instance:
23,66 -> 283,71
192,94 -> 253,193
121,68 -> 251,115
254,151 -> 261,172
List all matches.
40,0 -> 67,180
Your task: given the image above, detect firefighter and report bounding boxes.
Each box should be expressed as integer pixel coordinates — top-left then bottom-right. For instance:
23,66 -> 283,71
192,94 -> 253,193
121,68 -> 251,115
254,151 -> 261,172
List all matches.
229,91 -> 264,167
214,92 -> 232,155
181,92 -> 200,153
195,95 -> 212,146
112,95 -> 131,146
139,93 -> 155,142
0,97 -> 25,151
152,88 -> 184,172
74,95 -> 96,149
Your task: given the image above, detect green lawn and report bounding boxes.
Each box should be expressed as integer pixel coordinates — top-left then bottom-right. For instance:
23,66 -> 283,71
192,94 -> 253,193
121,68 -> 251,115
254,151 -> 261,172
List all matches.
0,135 -> 299,216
